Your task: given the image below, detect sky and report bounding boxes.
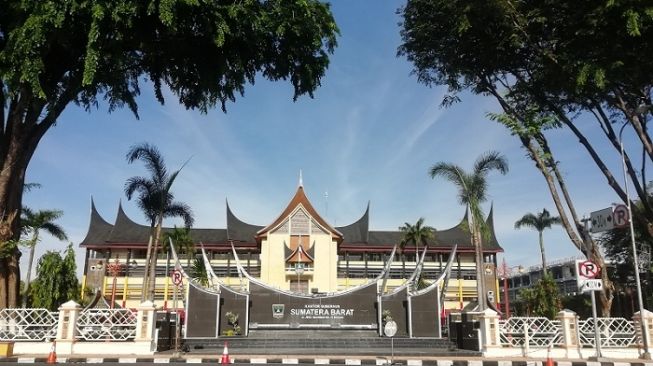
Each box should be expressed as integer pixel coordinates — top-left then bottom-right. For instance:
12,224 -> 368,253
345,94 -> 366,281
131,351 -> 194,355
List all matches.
20,0 -> 637,277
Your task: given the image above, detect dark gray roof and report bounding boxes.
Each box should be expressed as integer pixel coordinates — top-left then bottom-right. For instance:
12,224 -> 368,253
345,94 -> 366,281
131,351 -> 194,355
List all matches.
80,200 -> 230,247
226,201 -> 263,242
79,198 -> 114,247
79,198 -> 502,252
335,202 -> 369,243
342,208 -> 502,252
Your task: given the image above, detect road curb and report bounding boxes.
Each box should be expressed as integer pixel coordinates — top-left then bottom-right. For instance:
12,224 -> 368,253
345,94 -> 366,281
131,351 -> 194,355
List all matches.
1,358 -> 653,365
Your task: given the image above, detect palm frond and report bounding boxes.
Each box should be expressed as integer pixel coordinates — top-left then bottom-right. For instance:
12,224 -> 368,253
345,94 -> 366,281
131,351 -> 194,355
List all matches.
473,150 -> 509,176
125,143 -> 168,185
165,202 -> 195,228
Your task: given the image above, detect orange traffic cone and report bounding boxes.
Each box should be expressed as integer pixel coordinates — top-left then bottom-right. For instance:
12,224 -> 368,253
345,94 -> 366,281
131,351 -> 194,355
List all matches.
47,340 -> 57,364
545,345 -> 554,366
220,341 -> 230,364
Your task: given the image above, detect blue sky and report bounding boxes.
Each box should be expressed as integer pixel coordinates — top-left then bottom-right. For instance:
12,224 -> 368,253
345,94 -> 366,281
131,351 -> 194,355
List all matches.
22,1 -> 633,276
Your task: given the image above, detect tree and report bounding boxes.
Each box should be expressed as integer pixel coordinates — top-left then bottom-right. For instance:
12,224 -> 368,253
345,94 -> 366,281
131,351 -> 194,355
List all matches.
29,244 -> 79,310
397,0 -> 639,314
600,203 -> 653,312
162,226 -> 195,268
517,274 -> 561,319
20,208 -> 68,307
125,143 -> 194,302
399,217 -> 434,266
192,257 -> 209,288
429,151 -> 508,310
0,0 -> 339,308
514,209 -> 561,275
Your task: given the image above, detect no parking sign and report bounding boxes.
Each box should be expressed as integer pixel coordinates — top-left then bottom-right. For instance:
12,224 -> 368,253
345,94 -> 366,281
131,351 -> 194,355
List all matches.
575,260 -> 602,292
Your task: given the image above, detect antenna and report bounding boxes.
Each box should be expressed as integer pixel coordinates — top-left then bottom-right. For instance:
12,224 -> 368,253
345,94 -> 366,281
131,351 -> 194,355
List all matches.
324,191 -> 329,219
298,170 -> 303,187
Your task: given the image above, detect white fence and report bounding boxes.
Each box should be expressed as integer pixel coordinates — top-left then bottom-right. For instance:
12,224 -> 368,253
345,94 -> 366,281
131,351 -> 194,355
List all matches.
499,316 -> 639,348
0,308 -> 137,342
499,317 -> 563,347
0,309 -> 58,341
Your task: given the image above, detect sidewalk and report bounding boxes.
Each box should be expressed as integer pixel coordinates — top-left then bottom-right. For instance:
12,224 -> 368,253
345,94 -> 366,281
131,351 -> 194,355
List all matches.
2,353 -> 653,365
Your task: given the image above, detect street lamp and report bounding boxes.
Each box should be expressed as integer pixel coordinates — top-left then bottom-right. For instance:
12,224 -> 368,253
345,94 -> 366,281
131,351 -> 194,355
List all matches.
497,259 -> 524,318
619,122 -> 650,358
296,236 -> 305,294
106,258 -> 124,309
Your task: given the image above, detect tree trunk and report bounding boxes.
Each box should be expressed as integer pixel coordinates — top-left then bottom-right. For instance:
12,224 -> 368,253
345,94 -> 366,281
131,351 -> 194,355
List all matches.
148,217 -> 164,301
141,234 -> 154,302
23,240 -> 37,307
469,211 -> 486,311
538,231 -> 547,275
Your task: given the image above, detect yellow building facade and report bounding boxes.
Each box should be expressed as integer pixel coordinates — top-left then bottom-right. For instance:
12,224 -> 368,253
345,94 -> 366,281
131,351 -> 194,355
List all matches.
79,183 -> 503,311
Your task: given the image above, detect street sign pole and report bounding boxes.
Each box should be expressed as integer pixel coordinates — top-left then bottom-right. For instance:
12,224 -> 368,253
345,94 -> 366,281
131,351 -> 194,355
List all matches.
620,126 -> 651,359
590,290 -> 602,359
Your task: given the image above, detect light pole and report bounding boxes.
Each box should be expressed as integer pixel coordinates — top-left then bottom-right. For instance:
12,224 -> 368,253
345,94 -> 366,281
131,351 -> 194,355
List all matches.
296,236 -> 305,293
497,259 -> 524,318
619,122 -> 650,358
106,258 -> 124,309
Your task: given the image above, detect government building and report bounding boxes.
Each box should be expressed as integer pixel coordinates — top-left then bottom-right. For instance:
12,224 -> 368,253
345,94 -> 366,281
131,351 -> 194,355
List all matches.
79,182 -> 504,311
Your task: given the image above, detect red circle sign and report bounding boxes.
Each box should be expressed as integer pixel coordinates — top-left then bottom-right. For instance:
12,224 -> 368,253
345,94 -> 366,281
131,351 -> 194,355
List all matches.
578,261 -> 600,279
171,269 -> 183,286
613,205 -> 629,228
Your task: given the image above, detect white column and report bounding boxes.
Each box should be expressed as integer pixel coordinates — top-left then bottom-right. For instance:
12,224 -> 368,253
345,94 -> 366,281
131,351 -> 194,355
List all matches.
556,309 -> 581,358
478,308 -> 500,351
633,309 -> 653,353
56,300 -> 82,354
135,300 -> 158,341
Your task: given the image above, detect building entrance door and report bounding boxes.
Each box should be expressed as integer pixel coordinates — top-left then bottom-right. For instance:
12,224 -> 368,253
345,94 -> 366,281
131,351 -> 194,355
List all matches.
290,279 -> 309,294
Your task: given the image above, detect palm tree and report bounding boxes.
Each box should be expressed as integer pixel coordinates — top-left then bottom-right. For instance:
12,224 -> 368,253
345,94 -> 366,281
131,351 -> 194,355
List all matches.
20,208 -> 68,307
514,208 -> 561,275
163,226 -> 195,268
125,143 -> 194,301
399,217 -> 435,267
429,151 -> 508,310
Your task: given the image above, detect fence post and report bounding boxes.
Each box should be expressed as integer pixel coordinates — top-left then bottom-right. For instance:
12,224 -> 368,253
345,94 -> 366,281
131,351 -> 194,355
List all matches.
56,300 -> 82,354
478,308 -> 501,352
135,301 -> 158,351
633,309 -> 653,354
556,309 -> 580,358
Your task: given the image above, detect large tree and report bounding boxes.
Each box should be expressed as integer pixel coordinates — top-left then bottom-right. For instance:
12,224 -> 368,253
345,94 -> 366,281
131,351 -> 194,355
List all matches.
514,208 -> 561,275
429,151 -> 508,310
125,143 -> 194,302
397,0 -> 647,314
29,244 -> 79,310
20,208 -> 68,307
0,0 -> 339,308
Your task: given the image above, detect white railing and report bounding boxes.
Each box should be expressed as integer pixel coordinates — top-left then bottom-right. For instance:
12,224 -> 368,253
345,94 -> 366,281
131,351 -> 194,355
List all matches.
499,317 -> 563,347
578,318 -> 638,348
0,308 -> 58,341
76,309 -> 137,341
498,316 -> 639,349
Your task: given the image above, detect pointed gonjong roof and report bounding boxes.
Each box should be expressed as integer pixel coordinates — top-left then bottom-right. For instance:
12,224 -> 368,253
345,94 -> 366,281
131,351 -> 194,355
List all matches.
256,186 -> 343,242
79,193 -> 503,252
80,199 -> 232,248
